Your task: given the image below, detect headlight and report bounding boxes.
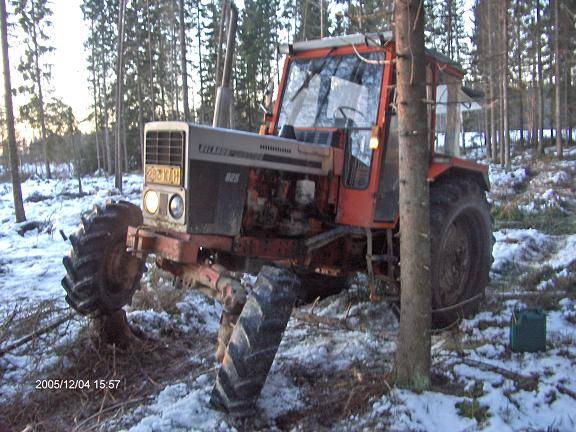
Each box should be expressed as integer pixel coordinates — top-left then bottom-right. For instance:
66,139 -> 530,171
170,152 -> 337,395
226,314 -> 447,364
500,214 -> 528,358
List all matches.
169,194 -> 184,219
144,190 -> 159,214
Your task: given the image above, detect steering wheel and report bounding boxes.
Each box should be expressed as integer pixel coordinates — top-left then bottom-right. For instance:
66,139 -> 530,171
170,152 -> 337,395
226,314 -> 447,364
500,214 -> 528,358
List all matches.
335,105 -> 368,126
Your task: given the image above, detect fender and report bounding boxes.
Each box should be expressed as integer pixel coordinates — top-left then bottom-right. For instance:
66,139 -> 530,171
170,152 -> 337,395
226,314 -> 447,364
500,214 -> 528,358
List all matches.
428,156 -> 490,191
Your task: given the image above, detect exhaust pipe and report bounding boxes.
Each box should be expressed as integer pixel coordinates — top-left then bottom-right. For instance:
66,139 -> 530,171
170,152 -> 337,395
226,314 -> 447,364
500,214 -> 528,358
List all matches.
213,2 -> 238,129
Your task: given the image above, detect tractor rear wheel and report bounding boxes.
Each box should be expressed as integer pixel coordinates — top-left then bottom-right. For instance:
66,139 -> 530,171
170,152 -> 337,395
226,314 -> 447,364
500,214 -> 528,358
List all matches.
210,266 -> 299,416
429,179 -> 492,328
62,201 -> 144,316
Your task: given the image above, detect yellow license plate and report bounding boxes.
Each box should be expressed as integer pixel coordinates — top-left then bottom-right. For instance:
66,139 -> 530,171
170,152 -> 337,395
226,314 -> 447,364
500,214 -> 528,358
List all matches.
145,165 -> 182,186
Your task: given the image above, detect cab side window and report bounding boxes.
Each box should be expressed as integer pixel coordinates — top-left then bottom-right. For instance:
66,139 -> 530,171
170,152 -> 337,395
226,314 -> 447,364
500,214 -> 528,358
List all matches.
434,70 -> 461,156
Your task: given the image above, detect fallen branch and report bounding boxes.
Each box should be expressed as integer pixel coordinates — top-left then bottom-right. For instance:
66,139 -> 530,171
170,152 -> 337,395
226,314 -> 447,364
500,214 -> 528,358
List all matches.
442,355 -> 538,390
0,306 -> 18,334
432,293 -> 483,314
292,310 -> 352,330
16,221 -> 47,236
492,291 -> 570,299
557,384 -> 576,400
0,312 -> 75,356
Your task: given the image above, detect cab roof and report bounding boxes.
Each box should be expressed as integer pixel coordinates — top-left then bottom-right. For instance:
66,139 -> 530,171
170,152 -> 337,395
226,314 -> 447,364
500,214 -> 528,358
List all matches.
280,32 -> 466,76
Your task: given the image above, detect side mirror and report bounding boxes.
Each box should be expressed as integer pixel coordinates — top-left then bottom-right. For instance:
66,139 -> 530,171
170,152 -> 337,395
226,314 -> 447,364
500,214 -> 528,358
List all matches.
260,80 -> 275,120
259,103 -> 271,116
264,80 -> 274,108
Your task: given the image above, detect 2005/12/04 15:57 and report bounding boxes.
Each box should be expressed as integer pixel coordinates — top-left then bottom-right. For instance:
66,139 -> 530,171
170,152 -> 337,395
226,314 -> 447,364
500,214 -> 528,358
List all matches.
35,379 -> 121,390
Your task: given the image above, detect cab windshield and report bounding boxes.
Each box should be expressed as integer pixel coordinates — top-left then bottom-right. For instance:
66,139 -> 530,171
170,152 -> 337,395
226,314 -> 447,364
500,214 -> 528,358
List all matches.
277,52 -> 384,131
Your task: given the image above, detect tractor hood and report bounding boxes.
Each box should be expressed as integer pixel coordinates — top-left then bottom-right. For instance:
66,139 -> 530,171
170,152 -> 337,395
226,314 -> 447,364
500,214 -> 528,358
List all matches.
184,123 -> 333,176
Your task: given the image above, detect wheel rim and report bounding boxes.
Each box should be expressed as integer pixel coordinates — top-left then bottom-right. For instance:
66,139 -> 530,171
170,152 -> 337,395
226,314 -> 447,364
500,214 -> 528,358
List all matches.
436,210 -> 478,307
105,241 -> 141,294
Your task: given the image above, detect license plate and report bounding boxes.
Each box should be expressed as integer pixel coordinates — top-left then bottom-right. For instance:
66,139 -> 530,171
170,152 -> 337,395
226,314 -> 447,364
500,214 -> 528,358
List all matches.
145,165 -> 182,186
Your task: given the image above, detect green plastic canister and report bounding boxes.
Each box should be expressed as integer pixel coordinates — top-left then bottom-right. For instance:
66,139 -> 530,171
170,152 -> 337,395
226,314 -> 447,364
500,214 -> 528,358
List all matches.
510,307 -> 547,353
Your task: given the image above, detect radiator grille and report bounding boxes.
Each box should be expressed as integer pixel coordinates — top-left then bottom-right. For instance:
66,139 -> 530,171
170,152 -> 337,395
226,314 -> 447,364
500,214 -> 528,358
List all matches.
145,131 -> 185,167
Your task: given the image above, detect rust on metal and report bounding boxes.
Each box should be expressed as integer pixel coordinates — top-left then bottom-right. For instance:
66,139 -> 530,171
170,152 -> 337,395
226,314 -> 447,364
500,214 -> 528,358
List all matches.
233,236 -> 304,260
127,226 -> 233,264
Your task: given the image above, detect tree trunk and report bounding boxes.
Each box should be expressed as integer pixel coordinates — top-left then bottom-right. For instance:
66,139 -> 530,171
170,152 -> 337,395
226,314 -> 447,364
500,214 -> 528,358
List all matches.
531,14 -> 538,149
137,71 -> 145,168
514,0 -> 524,149
73,134 -> 83,195
100,17 -> 112,175
564,58 -> 570,144
215,1 -> 227,89
394,0 -> 432,391
447,0 -> 453,58
30,0 -> 50,179
115,0 -> 126,191
320,0 -> 324,38
536,0 -> 544,156
90,33 -> 102,173
554,0 -> 563,159
487,1 -> 498,162
501,0 -> 510,169
122,109 -> 128,172
196,6 -> 205,123
146,0 -> 156,121
179,0 -> 190,121
481,0 -> 491,158
1,0 -> 25,222
568,68 -> 574,144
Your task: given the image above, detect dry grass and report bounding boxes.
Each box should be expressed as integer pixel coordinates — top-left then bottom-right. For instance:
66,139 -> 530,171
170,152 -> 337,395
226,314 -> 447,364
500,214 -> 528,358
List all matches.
275,365 -> 394,430
0,279 -> 216,432
132,264 -> 185,314
0,320 -> 214,431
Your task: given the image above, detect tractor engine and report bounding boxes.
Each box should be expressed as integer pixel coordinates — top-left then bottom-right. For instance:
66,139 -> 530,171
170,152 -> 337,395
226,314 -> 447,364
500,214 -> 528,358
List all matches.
243,170 -> 337,237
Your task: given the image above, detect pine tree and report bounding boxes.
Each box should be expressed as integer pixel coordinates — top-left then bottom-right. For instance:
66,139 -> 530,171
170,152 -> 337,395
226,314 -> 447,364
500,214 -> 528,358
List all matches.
334,0 -> 393,33
394,0 -> 432,391
1,0 -> 25,222
236,0 -> 281,131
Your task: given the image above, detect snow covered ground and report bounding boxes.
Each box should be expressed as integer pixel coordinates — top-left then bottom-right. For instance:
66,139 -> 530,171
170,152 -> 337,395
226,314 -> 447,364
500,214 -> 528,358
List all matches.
0,144 -> 575,431
0,174 -> 142,306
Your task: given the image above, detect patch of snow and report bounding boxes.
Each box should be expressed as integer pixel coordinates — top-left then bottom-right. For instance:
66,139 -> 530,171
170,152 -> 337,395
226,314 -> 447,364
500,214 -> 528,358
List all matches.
548,235 -> 576,270
389,390 -> 477,431
491,229 -> 553,276
127,380 -> 233,432
489,166 -> 527,196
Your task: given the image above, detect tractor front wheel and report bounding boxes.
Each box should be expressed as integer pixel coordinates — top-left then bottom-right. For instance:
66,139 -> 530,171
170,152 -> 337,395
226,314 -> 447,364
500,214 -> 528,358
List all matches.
210,266 -> 299,416
62,201 -> 144,316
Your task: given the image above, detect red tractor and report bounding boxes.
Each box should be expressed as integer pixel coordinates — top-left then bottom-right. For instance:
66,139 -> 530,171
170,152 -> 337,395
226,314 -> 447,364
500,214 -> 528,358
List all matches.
62,32 -> 492,415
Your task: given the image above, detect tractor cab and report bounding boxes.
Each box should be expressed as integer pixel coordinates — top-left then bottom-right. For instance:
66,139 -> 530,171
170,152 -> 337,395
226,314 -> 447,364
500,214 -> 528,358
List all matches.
262,32 -> 488,227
